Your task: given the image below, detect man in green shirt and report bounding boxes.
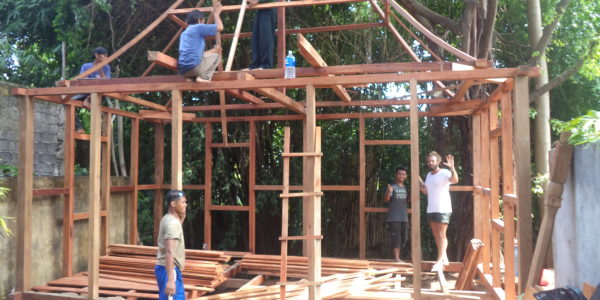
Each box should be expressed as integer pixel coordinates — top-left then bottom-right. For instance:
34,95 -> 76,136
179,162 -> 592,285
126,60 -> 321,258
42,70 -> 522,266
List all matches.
155,190 -> 187,300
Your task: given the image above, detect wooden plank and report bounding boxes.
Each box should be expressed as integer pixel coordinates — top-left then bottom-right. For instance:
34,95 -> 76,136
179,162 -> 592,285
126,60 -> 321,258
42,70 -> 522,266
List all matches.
102,93 -> 167,112
238,275 -> 265,291
153,123 -> 165,245
409,79 -> 421,297
472,113 -> 482,240
489,103 -> 501,287
63,104 -> 75,277
207,205 -> 250,211
147,51 -> 177,70
169,0 -> 363,14
101,112 -> 112,255
138,110 -> 194,121
73,211 -> 108,221
225,89 -> 264,104
304,84 -> 322,299
172,90 -> 183,190
359,117 -> 366,259
386,0 -> 475,61
74,0 -> 186,79
204,123 -> 213,249
279,235 -> 323,241
129,118 -> 139,244
513,76 -> 532,294
297,34 -> 351,102
88,93 -> 102,299
17,95 -> 34,292
363,140 -> 411,145
225,0 -> 248,71
254,86 -> 305,114
23,68 -> 541,96
280,127 -> 291,299
249,121 -> 256,253
256,185 -> 360,191
452,80 -> 475,101
210,142 -> 249,148
219,91 -> 228,145
429,100 -> 482,114
32,188 -> 69,197
480,107 -> 491,274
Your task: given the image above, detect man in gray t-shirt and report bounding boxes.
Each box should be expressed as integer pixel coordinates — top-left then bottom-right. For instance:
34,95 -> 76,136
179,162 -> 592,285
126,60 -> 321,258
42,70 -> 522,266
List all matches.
384,167 -> 410,262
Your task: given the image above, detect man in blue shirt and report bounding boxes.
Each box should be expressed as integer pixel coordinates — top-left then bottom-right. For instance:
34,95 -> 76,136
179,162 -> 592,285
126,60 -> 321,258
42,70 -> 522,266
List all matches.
73,47 -> 111,133
178,5 -> 223,82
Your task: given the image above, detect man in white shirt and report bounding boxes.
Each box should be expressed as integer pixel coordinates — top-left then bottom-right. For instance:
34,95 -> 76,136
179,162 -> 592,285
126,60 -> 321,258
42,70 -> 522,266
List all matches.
420,151 -> 458,271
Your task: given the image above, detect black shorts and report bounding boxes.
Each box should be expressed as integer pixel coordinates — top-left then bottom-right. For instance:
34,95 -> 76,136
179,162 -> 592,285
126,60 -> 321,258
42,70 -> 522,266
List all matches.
427,212 -> 452,224
387,221 -> 408,248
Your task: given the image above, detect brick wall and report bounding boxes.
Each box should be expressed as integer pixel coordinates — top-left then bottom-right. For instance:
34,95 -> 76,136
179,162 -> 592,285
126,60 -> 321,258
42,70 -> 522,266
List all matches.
0,81 -> 65,176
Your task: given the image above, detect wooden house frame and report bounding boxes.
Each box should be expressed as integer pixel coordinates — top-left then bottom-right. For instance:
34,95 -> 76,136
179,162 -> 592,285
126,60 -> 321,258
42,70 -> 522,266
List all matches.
12,0 -> 538,299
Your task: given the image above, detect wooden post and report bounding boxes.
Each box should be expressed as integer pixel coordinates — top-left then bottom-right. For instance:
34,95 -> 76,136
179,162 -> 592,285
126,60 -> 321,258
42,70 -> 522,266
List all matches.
204,123 -> 213,249
501,92 -> 516,300
63,104 -> 75,276
513,75 -> 533,294
359,117 -> 366,259
153,123 -> 165,245
480,107 -> 491,274
471,113 -> 482,240
409,79 -> 421,298
277,0 -> 286,68
16,95 -> 34,293
129,117 -> 140,244
249,121 -> 256,253
489,103 -> 501,287
172,90 -> 183,190
101,112 -> 113,254
88,93 -> 102,299
280,127 -> 291,300
304,84 -> 321,300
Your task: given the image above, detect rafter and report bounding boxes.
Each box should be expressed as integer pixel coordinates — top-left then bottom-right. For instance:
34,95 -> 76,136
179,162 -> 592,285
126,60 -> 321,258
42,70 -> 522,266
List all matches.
297,34 -> 351,102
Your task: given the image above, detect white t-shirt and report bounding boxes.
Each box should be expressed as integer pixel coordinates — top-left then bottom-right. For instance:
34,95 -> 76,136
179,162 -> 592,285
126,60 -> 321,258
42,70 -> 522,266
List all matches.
424,169 -> 452,213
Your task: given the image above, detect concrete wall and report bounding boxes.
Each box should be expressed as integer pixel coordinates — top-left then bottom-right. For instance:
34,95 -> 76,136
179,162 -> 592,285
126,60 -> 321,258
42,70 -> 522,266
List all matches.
554,142 -> 600,288
0,81 -> 65,176
0,176 -> 131,300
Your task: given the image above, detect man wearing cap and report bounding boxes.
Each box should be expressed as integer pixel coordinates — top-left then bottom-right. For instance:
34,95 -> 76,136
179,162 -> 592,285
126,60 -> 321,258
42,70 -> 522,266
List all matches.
178,5 -> 223,83
155,190 -> 187,300
72,47 -> 111,133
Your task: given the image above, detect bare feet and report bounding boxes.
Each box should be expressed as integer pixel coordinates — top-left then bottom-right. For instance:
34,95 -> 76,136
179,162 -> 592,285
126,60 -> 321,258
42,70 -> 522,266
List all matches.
195,77 -> 210,83
431,262 -> 443,272
442,257 -> 449,266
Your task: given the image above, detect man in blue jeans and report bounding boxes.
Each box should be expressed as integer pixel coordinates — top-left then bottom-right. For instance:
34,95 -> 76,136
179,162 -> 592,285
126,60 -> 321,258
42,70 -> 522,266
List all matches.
155,190 -> 187,300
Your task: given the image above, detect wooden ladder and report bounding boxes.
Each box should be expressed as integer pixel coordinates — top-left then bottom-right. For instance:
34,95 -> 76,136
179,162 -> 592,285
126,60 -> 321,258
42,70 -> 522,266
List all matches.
279,126 -> 323,299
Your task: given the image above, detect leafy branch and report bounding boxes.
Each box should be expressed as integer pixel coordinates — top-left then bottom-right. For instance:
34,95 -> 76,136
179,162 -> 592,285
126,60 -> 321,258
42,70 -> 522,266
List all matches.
552,110 -> 600,145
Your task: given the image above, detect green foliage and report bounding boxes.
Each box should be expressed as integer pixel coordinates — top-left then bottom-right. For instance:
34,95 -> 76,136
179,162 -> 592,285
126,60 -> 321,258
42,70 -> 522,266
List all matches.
0,162 -> 17,177
0,185 -> 14,238
74,163 -> 89,176
553,110 -> 600,145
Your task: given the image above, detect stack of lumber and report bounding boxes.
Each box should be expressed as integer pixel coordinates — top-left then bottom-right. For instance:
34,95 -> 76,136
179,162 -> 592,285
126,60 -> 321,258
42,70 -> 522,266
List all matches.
109,243 -> 231,263
191,269 -> 402,300
240,254 -> 371,277
31,244 -> 234,299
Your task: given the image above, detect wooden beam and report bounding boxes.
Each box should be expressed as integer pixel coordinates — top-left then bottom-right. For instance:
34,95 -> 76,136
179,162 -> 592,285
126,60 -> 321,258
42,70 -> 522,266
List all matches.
63,104 -> 75,277
171,90 -> 183,190
429,100 -> 482,114
513,76 -> 532,294
153,123 -> 165,245
102,93 -> 167,111
453,80 -> 475,101
88,93 -> 102,299
16,95 -> 34,292
204,123 -> 213,249
169,0 -> 363,13
480,107 -> 491,274
386,0 -> 475,61
409,78 -> 422,298
489,103 -> 501,287
73,0 -> 186,80
129,118 -> 140,244
101,112 -> 112,254
225,89 -> 264,104
253,87 -> 305,114
147,51 -> 178,70
249,121 -> 256,253
25,68 -> 540,96
138,110 -> 195,121
297,34 -> 351,102
225,0 -> 248,71
359,117 -> 366,259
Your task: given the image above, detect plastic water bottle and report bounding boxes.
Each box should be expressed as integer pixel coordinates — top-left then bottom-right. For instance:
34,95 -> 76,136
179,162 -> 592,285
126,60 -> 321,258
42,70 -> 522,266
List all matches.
284,50 -> 296,79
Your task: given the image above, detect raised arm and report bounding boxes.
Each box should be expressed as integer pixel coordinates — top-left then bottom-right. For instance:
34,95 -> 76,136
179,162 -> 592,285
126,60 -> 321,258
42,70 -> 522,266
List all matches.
443,154 -> 459,184
384,184 -> 393,203
213,3 -> 224,32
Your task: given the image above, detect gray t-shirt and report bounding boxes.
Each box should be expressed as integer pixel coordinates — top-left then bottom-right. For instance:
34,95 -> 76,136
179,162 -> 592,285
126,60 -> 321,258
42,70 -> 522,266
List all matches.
386,183 -> 409,222
156,213 -> 186,270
